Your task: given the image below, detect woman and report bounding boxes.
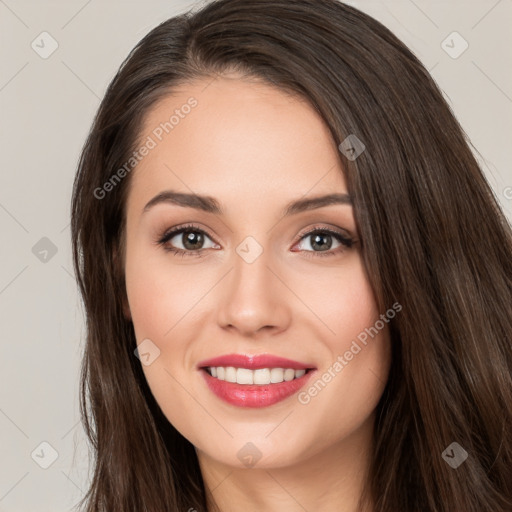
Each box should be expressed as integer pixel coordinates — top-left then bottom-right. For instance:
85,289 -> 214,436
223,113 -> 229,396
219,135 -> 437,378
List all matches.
70,0 -> 512,511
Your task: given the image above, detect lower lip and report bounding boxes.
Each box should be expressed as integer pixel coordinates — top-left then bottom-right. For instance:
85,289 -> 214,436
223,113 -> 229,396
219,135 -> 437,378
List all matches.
200,368 -> 316,408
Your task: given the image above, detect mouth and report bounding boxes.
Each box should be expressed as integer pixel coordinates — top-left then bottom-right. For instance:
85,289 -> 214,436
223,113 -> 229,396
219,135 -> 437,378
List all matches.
197,353 -> 317,408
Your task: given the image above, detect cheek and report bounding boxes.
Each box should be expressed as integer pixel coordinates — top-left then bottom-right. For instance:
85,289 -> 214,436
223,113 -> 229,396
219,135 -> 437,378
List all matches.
294,259 -> 391,427
124,244 -> 211,343
326,262 -> 390,390
293,255 -> 380,344
123,247 -> 207,435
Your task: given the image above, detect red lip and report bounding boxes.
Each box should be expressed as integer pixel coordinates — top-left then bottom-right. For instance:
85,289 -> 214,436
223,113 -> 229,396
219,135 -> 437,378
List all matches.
200,368 -> 316,408
196,353 -> 315,370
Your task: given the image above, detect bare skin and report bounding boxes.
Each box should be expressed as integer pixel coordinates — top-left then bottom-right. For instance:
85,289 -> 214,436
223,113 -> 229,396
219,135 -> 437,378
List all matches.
122,73 -> 391,512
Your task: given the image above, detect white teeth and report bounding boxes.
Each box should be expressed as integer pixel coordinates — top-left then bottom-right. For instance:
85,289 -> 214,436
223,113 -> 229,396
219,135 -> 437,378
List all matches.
270,368 -> 283,383
236,368 -> 254,385
284,368 -> 295,381
254,368 -> 270,385
207,367 -> 309,385
225,366 -> 237,383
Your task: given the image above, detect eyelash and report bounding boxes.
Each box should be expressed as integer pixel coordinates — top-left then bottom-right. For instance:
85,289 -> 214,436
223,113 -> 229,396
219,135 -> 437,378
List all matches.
156,223 -> 354,259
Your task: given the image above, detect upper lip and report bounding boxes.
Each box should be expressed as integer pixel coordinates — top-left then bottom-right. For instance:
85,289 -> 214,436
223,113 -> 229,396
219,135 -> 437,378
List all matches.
197,353 -> 316,370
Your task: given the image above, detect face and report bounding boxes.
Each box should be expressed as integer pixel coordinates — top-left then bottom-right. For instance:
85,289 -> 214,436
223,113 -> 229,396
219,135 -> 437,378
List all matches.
122,74 -> 391,469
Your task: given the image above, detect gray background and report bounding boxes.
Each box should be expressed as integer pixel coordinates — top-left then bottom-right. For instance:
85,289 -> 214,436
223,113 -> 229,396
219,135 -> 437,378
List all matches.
0,1 -> 511,510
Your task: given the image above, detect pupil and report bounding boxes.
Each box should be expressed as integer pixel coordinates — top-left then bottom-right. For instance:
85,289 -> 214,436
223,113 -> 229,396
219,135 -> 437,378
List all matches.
183,231 -> 203,250
312,233 -> 331,251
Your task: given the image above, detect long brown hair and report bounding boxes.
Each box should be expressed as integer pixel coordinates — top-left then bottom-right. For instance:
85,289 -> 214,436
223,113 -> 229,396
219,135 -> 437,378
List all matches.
70,0 -> 512,510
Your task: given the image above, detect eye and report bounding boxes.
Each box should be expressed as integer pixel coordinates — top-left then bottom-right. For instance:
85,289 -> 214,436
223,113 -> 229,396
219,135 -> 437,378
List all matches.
156,223 -> 355,258
156,223 -> 219,257
293,226 -> 353,258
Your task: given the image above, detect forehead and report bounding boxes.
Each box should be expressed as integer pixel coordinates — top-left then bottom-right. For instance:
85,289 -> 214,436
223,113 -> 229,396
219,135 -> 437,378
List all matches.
127,76 -> 347,213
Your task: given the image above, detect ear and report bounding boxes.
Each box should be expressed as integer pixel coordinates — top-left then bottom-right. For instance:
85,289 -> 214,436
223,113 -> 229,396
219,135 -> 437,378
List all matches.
113,242 -> 132,322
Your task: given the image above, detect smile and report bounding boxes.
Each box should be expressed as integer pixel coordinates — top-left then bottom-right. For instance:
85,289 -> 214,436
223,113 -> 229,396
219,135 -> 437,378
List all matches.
197,353 -> 317,408
205,366 -> 308,384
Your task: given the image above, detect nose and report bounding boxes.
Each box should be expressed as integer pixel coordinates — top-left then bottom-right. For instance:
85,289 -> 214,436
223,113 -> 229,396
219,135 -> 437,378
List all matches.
216,247 -> 292,337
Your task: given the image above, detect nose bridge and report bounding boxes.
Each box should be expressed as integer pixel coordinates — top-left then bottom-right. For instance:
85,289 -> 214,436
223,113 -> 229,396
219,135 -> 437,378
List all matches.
216,237 -> 290,334
231,241 -> 271,294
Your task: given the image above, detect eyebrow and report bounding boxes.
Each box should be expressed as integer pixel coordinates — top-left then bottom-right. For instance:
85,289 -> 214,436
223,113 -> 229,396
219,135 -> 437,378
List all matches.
142,190 -> 352,217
